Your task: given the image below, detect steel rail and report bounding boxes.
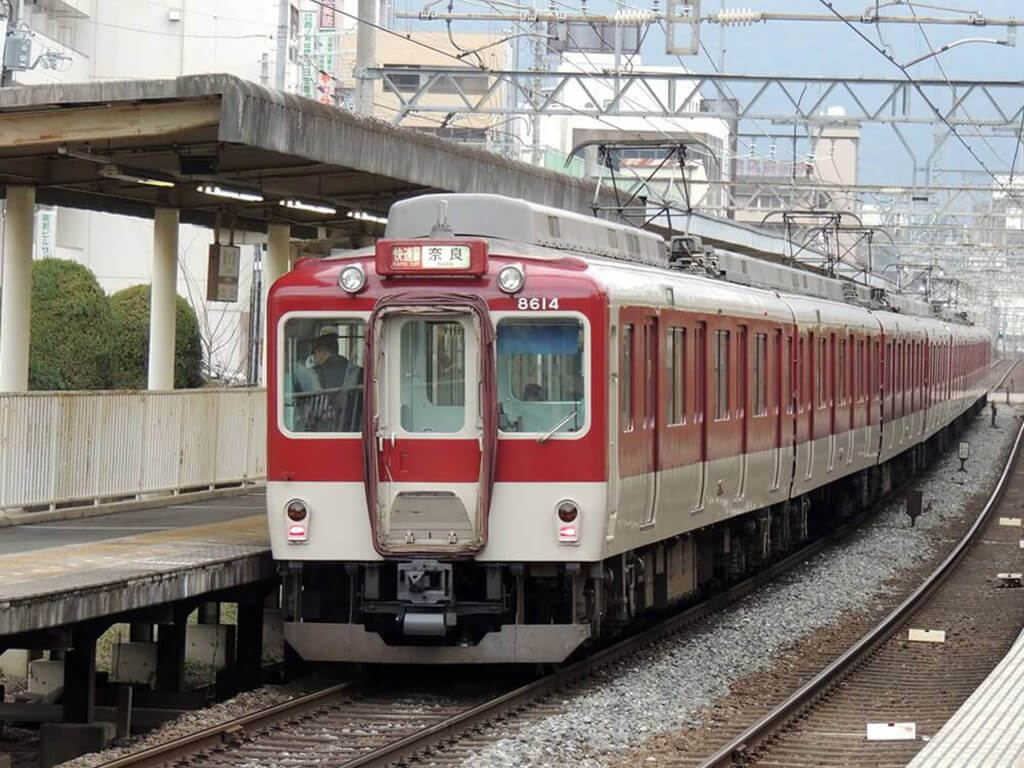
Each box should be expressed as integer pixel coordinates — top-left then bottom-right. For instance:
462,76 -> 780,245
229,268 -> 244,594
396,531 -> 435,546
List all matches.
97,521 -> 845,768
98,409 -> 1000,768
96,678 -> 368,768
992,359 -> 1020,393
320,479 -> 924,768
696,414 -> 1024,768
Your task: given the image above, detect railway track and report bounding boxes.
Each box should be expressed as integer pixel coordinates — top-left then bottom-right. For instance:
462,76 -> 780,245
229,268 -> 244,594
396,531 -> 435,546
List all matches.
82,405 -> 1010,768
694,416 -> 1024,768
992,358 -> 1019,391
95,496 -> 911,768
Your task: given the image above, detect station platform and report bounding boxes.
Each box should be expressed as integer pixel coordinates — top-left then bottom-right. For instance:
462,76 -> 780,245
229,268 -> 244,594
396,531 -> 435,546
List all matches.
0,491 -> 272,642
907,626 -> 1024,767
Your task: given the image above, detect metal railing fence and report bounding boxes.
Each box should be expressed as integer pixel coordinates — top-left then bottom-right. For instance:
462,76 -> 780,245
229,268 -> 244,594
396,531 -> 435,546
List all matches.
0,388 -> 266,513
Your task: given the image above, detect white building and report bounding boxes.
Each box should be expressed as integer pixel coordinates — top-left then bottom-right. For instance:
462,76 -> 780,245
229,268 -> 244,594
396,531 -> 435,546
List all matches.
524,52 -> 733,214
1,0 -> 348,383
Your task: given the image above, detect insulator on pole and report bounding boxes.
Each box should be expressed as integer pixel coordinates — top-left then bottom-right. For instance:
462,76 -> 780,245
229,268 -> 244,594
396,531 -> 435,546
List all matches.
612,8 -> 656,25
711,8 -> 763,26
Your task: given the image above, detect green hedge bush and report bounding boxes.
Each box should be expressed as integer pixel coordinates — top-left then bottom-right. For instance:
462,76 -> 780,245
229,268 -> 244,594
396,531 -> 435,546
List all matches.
29,259 -> 114,390
109,284 -> 204,389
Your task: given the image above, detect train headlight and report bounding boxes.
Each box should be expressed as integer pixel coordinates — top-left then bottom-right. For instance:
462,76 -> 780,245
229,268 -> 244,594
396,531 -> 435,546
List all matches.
497,263 -> 525,294
286,499 -> 310,543
338,263 -> 367,294
556,500 -> 580,544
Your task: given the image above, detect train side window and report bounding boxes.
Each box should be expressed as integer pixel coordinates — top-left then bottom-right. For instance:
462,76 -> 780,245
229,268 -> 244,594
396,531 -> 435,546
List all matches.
855,339 -> 863,402
816,337 -> 827,409
666,327 -> 686,425
281,317 -> 366,434
838,338 -> 846,405
496,318 -> 585,434
798,336 -> 806,413
713,329 -> 730,420
786,335 -> 794,415
753,333 -> 768,416
622,324 -> 634,431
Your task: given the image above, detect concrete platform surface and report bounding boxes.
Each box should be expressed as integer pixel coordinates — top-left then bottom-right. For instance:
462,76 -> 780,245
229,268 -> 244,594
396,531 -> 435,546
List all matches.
907,627 -> 1024,767
0,492 -> 272,639
0,493 -> 265,554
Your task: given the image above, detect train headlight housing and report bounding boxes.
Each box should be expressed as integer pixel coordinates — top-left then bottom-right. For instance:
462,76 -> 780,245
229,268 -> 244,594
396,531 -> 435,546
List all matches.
497,263 -> 525,294
338,263 -> 367,294
286,499 -> 310,543
556,500 -> 580,544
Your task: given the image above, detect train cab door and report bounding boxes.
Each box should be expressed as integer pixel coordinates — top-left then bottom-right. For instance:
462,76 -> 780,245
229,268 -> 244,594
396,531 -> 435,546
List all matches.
366,305 -> 495,557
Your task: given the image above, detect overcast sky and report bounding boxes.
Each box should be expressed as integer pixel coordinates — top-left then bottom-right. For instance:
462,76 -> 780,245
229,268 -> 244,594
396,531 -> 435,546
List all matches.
659,1 -> 1024,186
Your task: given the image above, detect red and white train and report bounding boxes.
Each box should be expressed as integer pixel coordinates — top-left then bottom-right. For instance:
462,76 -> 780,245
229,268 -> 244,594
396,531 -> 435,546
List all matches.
267,193 -> 990,664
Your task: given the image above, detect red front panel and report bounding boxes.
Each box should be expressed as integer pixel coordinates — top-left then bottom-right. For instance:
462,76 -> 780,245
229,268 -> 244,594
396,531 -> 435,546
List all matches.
267,253 -> 607,486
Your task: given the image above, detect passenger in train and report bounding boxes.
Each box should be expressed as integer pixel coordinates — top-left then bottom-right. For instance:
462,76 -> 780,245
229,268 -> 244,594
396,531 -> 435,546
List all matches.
310,333 -> 364,431
312,334 -> 351,390
522,383 -> 544,401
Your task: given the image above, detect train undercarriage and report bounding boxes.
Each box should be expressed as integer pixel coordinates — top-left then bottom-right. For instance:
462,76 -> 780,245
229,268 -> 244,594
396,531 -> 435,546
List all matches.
281,402 -> 984,664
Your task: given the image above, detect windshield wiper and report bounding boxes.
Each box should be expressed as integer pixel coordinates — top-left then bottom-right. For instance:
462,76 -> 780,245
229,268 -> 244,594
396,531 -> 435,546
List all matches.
537,409 -> 578,444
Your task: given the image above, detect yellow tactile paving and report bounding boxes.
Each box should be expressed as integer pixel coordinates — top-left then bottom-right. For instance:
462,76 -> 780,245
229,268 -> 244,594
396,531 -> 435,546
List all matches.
0,515 -> 271,603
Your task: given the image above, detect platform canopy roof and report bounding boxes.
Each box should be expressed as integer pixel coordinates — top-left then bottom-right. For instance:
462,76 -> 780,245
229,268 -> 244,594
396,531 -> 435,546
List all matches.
0,73 -> 815,262
0,74 -> 603,239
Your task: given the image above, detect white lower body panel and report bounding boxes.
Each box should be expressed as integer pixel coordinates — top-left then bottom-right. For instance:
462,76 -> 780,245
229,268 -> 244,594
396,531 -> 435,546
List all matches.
284,621 -> 592,664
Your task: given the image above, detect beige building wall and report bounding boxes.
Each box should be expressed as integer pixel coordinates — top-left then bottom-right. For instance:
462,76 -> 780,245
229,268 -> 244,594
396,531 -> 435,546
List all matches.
337,31 -> 508,134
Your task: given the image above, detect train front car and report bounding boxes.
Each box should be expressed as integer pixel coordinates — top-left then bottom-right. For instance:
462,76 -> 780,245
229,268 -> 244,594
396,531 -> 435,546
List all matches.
267,195 -> 617,664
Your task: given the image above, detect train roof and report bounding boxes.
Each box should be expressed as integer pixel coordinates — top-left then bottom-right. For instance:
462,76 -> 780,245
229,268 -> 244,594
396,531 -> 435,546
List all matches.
385,193 -> 668,266
382,193 -> 970,327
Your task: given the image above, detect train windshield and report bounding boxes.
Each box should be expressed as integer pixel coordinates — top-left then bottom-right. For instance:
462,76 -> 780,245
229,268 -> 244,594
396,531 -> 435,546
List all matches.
497,318 -> 585,434
281,317 -> 365,433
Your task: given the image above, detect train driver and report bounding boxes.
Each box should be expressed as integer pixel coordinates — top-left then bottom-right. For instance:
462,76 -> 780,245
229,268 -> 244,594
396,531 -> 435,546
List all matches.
309,334 -> 364,431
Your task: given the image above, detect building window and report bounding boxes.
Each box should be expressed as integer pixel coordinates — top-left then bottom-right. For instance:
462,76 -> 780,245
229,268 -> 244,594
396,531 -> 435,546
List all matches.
383,66 -> 491,95
714,329 -> 730,420
753,333 -> 768,416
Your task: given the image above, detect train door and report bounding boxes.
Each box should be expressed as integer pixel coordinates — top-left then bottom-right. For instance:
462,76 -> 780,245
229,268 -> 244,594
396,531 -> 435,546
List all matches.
737,325 -> 748,499
805,333 -> 814,479
771,329 -> 784,490
367,308 -> 491,556
619,310 -> 659,527
695,322 -> 708,510
641,316 -> 659,525
827,333 -> 837,472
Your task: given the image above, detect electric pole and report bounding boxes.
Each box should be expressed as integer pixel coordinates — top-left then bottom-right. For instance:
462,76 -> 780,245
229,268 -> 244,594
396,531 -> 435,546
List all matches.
275,0 -> 289,90
1,0 -> 29,87
355,0 -> 376,116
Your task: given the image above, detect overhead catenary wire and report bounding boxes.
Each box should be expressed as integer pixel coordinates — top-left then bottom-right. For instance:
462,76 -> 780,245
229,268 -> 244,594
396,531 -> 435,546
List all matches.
814,0 -> 1017,200
905,2 -> 1015,173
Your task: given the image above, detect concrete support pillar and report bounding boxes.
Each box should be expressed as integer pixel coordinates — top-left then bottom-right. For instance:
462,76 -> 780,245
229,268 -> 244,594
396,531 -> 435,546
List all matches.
0,186 -> 36,392
261,223 -> 290,386
236,601 -> 264,691
63,627 -> 97,723
156,607 -> 188,693
197,602 -> 219,625
148,208 -> 179,390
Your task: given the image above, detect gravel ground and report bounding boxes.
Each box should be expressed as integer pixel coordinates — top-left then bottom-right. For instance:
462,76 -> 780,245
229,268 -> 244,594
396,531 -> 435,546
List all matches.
462,410 -> 1019,768
58,677 -> 336,768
